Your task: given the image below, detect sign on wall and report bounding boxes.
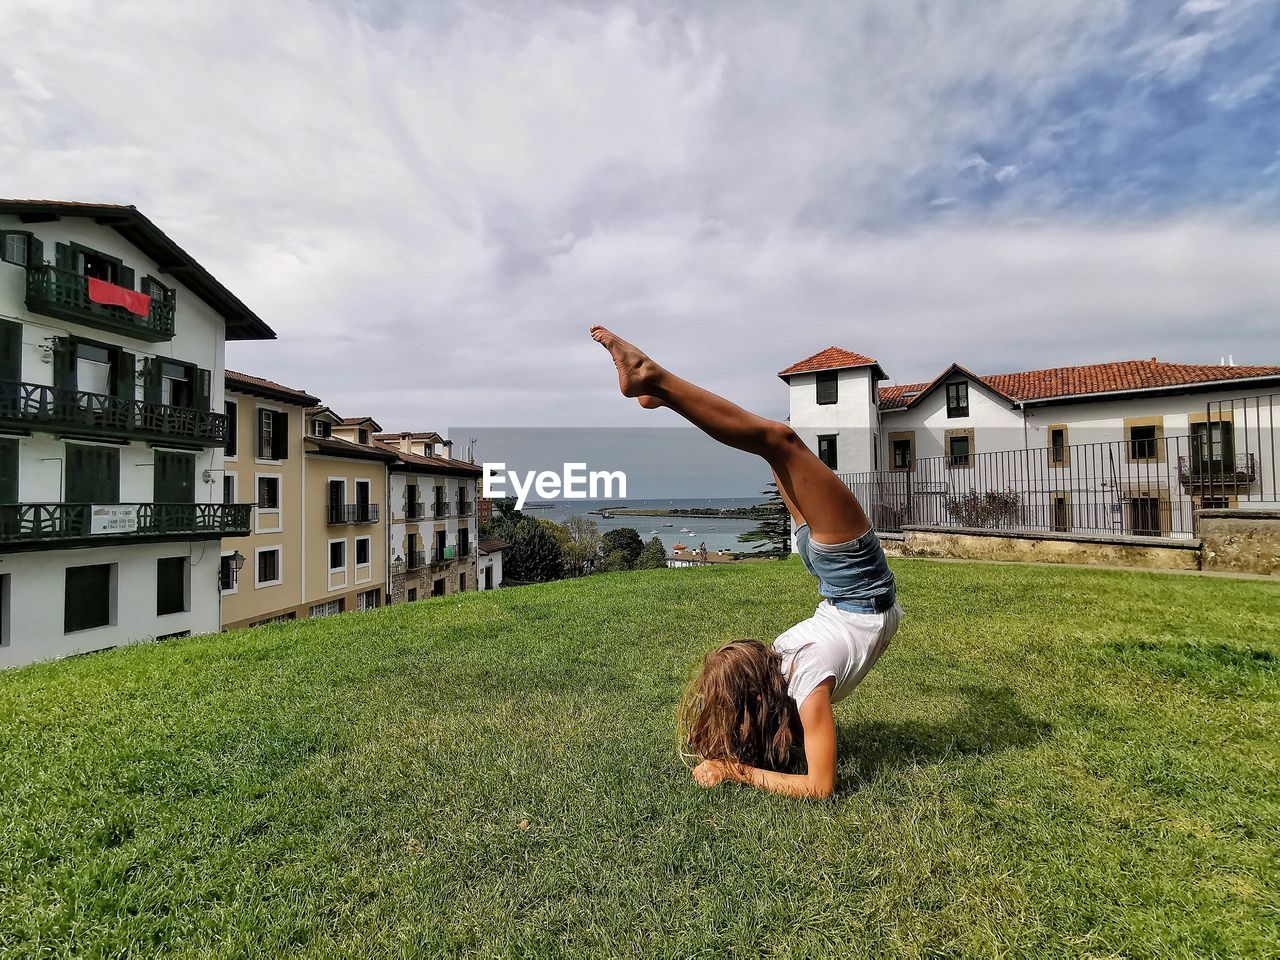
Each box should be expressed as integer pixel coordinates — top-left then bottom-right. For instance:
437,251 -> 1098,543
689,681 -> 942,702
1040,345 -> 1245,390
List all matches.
91,504 -> 139,534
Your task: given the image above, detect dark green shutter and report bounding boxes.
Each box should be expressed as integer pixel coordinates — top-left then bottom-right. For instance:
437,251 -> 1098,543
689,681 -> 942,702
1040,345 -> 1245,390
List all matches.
0,438 -> 17,501
66,565 -> 113,633
54,242 -> 73,272
53,338 -> 76,392
114,351 -> 135,401
66,444 -> 120,503
195,368 -> 211,412
143,358 -> 162,405
156,557 -> 186,616
27,235 -> 43,267
118,263 -> 135,289
0,319 -> 20,383
816,372 -> 838,405
273,411 -> 289,460
155,451 -> 195,503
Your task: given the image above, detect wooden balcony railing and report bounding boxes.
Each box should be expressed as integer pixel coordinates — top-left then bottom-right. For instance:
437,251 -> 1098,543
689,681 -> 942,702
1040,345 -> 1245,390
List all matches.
0,380 -> 226,445
0,502 -> 251,550
26,264 -> 176,341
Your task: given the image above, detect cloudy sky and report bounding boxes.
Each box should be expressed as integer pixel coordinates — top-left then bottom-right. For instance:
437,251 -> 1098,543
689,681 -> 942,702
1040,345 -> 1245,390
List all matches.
3,0 -> 1278,432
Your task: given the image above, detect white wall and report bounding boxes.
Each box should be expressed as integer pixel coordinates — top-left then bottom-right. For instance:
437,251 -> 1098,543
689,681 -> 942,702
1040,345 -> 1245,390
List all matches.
477,549 -> 503,589
787,367 -> 879,474
0,539 -> 222,669
882,377 -> 1027,459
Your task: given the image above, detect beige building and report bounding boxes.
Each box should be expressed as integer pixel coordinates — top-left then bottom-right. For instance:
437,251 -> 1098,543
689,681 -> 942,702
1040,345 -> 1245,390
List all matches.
220,373 -> 392,628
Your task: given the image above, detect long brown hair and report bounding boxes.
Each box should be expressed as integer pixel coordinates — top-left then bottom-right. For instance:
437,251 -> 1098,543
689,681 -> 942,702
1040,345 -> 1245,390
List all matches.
677,639 -> 803,772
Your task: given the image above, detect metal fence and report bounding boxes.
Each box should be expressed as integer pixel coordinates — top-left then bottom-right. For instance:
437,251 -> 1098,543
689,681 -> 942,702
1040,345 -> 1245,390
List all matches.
841,393 -> 1278,541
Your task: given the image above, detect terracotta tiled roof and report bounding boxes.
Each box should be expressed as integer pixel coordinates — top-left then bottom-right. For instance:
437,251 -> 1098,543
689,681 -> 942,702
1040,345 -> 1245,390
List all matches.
479,539 -> 510,555
338,416 -> 382,429
878,359 -> 1280,409
374,431 -> 446,443
306,435 -> 398,462
226,369 -> 321,406
778,347 -> 883,378
373,440 -> 482,477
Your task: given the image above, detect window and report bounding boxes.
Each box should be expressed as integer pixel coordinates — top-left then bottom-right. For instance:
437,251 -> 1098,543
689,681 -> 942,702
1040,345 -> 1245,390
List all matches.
154,451 -> 195,504
891,436 -> 913,471
66,444 -> 120,503
356,537 -> 370,565
432,579 -> 446,597
407,587 -> 418,602
142,276 -> 173,305
945,382 -> 969,418
309,599 -> 344,618
354,479 -> 371,522
65,564 -> 114,633
406,483 -> 420,517
1129,425 -> 1158,460
817,434 -> 838,470
257,476 -> 280,509
257,409 -> 288,460
223,474 -> 236,505
0,574 -> 10,646
815,371 -> 838,405
947,432 -> 972,467
329,539 -> 346,571
156,557 -> 188,616
312,419 -> 331,438
159,361 -> 192,408
78,247 -> 121,284
257,548 -> 282,586
1190,421 -> 1234,473
357,428 -> 370,444
1050,426 -> 1069,466
219,554 -> 237,593
357,589 -> 381,610
251,612 -> 295,627
75,343 -> 112,397
1051,495 -> 1070,533
2,232 -> 30,266
224,401 -> 238,457
459,572 -> 467,592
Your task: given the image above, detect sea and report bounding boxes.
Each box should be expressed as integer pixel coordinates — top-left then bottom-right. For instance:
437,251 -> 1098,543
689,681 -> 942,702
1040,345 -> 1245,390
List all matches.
523,497 -> 772,554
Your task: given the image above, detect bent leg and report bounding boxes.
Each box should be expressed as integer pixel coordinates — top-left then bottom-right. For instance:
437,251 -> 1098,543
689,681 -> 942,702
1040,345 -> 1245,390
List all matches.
591,326 -> 869,543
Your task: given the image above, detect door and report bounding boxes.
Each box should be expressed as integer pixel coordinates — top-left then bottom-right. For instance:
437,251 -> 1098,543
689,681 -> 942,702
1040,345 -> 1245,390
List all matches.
355,480 -> 370,522
328,479 -> 344,523
1128,497 -> 1162,537
0,319 -> 20,385
154,451 -> 195,533
1190,422 -> 1234,477
66,445 -> 120,536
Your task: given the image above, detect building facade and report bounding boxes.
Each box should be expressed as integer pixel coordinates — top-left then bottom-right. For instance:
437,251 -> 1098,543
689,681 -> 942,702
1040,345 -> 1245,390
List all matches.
781,347 -> 1280,539
0,200 -> 274,668
379,433 -> 481,603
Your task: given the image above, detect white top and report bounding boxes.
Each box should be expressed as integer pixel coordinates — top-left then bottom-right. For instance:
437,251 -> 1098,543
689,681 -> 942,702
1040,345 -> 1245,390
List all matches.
773,601 -> 902,708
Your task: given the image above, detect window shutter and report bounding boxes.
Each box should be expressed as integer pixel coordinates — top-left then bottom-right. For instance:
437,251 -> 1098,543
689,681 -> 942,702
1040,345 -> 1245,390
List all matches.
195,368 -> 211,412
0,319 -> 20,382
816,372 -> 838,405
52,338 -> 76,392
0,438 -> 18,502
114,351 -> 135,401
273,411 -> 289,460
27,235 -> 43,267
54,242 -> 73,272
143,357 -> 162,405
118,263 -> 135,289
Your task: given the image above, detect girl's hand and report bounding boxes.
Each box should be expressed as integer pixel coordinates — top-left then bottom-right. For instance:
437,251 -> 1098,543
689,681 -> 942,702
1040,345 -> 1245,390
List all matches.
692,759 -> 737,788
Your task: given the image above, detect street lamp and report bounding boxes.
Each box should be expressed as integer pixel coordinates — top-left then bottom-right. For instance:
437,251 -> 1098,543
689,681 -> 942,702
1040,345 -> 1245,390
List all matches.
221,550 -> 246,591
391,555 -> 405,577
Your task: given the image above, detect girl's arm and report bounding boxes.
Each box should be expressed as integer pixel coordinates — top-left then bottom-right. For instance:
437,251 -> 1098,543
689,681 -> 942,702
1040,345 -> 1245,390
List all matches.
692,679 -> 837,799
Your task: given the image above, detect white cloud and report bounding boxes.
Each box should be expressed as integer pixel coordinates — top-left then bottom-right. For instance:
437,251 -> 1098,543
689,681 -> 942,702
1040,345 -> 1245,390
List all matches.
0,0 -> 1275,430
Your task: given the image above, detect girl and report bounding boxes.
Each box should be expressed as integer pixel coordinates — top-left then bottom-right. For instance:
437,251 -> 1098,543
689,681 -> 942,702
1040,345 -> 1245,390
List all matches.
591,326 -> 902,799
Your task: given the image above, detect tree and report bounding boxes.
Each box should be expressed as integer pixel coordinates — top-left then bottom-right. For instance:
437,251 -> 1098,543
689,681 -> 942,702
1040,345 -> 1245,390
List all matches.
559,516 -> 603,577
602,549 -> 632,573
480,497 -> 521,541
738,482 -> 792,557
635,536 -> 668,570
504,516 -> 565,583
600,527 -> 644,568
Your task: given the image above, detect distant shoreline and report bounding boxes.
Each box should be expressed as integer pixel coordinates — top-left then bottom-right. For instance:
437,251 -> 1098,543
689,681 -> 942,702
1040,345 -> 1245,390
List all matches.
589,506 -> 782,519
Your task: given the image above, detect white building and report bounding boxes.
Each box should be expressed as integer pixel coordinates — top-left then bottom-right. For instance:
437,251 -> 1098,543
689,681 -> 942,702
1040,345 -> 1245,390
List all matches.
477,539 -> 506,590
780,347 -> 1280,539
377,432 -> 482,601
0,200 -> 274,668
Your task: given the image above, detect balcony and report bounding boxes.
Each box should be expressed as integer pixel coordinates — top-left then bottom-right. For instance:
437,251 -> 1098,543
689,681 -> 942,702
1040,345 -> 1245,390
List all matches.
26,264 -> 176,341
456,543 -> 472,559
0,381 -> 227,446
430,546 -> 454,569
407,550 -> 427,570
456,500 -> 474,518
432,501 -> 451,519
403,502 -> 427,521
1178,454 -> 1257,490
0,502 -> 252,552
327,503 -> 380,525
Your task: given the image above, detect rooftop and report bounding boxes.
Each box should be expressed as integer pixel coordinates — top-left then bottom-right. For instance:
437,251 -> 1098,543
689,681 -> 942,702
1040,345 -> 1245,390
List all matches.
226,369 -> 321,407
778,346 -> 885,380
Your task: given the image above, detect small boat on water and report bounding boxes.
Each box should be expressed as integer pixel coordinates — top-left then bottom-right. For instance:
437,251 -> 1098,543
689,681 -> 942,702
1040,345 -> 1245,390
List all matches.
663,523 -> 674,527
680,527 -> 693,533
649,529 -> 659,535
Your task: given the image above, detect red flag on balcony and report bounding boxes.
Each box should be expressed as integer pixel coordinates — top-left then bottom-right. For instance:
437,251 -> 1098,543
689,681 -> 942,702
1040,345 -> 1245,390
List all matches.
86,277 -> 152,317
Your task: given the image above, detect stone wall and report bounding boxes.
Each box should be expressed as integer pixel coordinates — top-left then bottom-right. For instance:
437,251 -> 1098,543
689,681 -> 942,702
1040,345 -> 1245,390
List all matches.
899,526 -> 1202,571
1196,509 -> 1279,576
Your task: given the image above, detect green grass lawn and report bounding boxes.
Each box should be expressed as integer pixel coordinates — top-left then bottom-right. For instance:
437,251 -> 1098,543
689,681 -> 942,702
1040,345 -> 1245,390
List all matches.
1,560 -> 1277,958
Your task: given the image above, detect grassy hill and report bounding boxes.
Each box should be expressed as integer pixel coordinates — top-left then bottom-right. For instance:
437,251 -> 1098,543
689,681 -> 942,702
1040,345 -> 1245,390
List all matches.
1,559 -> 1277,958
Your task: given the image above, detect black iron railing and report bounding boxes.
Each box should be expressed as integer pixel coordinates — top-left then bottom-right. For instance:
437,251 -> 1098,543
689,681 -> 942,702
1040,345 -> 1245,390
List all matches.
456,543 -> 472,559
327,503 -> 380,525
0,502 -> 251,548
26,264 -> 176,340
403,502 -> 427,521
433,501 -> 451,519
456,500 -> 473,517
407,550 -> 428,570
431,545 -> 453,567
1177,453 -> 1257,488
0,380 -> 226,445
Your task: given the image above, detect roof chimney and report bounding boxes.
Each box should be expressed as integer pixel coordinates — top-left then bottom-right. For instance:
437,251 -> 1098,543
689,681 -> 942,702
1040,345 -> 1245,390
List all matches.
1229,354 -> 1235,366
399,432 -> 412,454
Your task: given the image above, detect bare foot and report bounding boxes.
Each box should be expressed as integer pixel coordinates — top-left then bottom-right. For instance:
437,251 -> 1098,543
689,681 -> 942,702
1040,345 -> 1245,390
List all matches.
590,325 -> 663,401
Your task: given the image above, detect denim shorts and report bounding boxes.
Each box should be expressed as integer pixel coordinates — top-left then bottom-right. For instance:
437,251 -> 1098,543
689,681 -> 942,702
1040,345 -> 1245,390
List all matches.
794,525 -> 897,614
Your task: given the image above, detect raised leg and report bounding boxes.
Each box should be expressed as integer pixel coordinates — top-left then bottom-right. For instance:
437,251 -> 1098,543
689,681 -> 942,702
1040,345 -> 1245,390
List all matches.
591,326 -> 869,543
